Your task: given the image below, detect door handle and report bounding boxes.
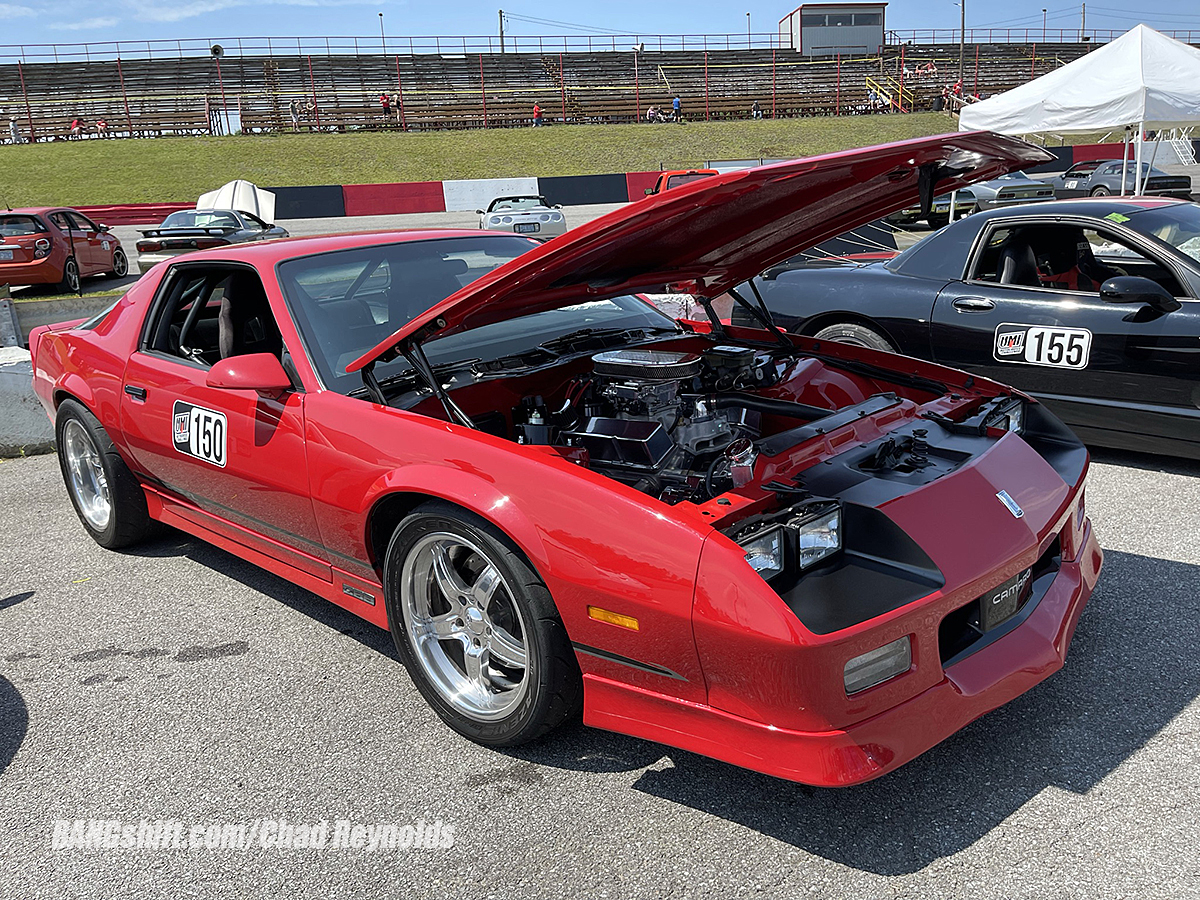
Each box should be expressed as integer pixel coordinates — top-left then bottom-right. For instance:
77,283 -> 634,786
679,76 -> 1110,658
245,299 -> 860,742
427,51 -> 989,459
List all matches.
951,296 -> 995,312
124,384 -> 147,401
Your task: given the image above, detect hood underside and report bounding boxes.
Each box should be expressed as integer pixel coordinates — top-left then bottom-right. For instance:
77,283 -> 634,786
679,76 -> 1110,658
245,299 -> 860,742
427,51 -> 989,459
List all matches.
348,132 -> 1052,373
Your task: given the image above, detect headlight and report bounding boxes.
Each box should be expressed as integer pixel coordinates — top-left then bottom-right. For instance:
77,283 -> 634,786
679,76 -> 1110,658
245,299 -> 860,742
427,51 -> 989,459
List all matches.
738,502 -> 842,582
985,397 -> 1025,434
551,213 -> 563,222
844,636 -> 912,694
742,525 -> 786,581
791,506 -> 841,570
489,216 -> 503,225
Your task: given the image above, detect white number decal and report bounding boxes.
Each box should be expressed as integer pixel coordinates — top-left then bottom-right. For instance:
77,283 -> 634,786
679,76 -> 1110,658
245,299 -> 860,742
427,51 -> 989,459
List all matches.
1065,180 -> 1078,189
994,324 -> 1092,369
172,400 -> 227,467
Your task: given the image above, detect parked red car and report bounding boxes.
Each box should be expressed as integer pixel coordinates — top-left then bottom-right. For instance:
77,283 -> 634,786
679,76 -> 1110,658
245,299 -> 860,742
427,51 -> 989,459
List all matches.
0,207 -> 129,293
29,133 -> 1101,786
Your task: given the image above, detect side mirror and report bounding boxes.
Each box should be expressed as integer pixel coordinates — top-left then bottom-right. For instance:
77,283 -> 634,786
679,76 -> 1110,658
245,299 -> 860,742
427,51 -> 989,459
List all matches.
205,353 -> 293,392
644,188 -> 654,196
554,204 -> 562,209
98,224 -> 110,233
1099,276 -> 1182,313
475,209 -> 484,215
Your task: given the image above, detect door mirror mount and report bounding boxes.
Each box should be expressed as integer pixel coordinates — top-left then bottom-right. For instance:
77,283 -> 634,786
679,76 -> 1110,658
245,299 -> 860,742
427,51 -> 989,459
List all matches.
1099,275 -> 1182,313
205,353 -> 294,393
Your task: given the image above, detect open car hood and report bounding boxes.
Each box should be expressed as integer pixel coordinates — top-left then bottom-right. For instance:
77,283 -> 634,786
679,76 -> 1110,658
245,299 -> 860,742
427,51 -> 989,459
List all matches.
348,132 -> 1051,373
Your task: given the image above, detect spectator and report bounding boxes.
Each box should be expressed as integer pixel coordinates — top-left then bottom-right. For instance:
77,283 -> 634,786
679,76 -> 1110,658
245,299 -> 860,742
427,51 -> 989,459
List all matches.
532,101 -> 543,126
751,99 -> 763,120
645,105 -> 657,123
95,117 -> 108,137
868,88 -> 878,109
672,95 -> 682,122
8,117 -> 20,145
288,98 -> 301,131
70,117 -> 84,139
379,91 -> 391,119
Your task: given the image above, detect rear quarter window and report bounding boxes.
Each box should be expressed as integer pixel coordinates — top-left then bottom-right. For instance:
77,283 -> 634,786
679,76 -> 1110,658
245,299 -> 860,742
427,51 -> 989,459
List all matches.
0,216 -> 48,237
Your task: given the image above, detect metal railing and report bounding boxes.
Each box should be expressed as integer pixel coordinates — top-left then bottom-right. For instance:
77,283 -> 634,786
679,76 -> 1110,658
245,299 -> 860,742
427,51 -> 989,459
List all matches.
0,32 -> 787,64
886,27 -> 1199,45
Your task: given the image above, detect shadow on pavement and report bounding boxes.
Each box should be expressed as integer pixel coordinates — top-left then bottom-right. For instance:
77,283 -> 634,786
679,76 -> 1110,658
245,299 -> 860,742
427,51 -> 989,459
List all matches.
0,675 -> 29,777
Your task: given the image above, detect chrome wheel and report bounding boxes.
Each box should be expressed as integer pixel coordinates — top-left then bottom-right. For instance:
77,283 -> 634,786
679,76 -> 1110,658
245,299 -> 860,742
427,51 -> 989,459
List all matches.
400,532 -> 530,722
111,248 -> 128,277
62,419 -> 111,531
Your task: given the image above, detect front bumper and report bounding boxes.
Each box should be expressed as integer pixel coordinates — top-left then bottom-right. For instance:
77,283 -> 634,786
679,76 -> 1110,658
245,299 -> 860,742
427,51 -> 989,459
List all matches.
585,517 -> 1100,786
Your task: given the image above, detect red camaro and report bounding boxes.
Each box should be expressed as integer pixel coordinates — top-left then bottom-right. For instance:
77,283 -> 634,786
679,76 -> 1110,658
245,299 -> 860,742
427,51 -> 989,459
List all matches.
0,206 -> 129,293
30,133 -> 1101,787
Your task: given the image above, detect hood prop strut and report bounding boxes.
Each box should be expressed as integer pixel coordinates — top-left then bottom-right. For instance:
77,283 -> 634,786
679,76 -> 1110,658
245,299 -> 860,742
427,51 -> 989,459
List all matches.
402,340 -> 476,429
728,284 -> 792,349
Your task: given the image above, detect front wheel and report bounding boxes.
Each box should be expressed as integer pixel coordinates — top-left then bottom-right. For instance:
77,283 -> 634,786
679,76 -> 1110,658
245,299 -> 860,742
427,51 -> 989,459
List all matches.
109,247 -> 128,278
56,256 -> 79,293
55,399 -> 154,549
813,321 -> 895,352
384,501 -> 581,746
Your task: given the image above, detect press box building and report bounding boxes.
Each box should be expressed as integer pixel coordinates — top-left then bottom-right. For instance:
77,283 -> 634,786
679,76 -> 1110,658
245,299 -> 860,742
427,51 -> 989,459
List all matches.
777,3 -> 888,56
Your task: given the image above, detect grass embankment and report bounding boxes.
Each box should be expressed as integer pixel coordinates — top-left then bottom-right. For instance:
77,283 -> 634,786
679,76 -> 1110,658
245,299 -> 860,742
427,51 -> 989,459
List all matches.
1,113 -> 952,207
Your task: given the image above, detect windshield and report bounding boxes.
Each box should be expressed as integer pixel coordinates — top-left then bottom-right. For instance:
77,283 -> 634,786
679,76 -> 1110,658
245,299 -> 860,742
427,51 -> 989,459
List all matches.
488,197 -> 548,212
0,215 -> 48,237
665,173 -> 715,190
993,172 -> 1031,181
279,235 -> 678,395
162,210 -> 241,229
1124,204 -> 1200,264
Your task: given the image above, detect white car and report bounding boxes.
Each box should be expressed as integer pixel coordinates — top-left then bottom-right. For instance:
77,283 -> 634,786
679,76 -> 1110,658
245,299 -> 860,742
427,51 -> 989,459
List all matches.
477,196 -> 567,239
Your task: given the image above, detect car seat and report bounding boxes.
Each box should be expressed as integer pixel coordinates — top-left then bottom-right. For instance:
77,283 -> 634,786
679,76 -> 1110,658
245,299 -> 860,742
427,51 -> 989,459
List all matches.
997,238 -> 1040,286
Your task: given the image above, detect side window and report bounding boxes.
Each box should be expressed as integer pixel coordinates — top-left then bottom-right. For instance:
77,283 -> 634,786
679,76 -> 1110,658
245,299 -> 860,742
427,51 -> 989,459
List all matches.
241,212 -> 269,230
49,212 -> 73,232
68,212 -> 97,232
972,223 -> 1185,296
145,267 -> 283,367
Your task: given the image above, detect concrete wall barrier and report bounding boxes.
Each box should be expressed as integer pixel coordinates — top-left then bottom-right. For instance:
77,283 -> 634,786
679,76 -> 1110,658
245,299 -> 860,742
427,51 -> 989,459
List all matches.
442,177 -> 539,212
0,347 -> 53,457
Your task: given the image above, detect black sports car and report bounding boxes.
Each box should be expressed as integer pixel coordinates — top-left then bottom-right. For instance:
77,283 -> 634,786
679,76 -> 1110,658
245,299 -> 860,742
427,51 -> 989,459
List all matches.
735,198 -> 1200,459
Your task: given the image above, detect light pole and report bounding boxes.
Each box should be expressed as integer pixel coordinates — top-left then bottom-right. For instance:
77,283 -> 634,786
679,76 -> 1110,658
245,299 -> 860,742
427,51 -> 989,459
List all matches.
632,43 -> 643,122
746,12 -> 751,48
378,12 -> 385,54
1042,8 -> 1047,41
957,0 -> 965,97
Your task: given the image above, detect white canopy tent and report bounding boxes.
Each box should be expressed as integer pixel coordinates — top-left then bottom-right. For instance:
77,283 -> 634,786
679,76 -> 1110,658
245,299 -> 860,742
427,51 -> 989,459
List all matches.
959,25 -> 1200,194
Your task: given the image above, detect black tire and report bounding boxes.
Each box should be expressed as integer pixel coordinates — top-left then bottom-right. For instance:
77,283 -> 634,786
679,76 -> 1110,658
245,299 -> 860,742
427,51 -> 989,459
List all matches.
55,399 -> 153,549
109,248 -> 128,278
813,321 -> 895,352
1090,185 -> 1111,197
56,256 -> 79,294
926,215 -> 949,229
384,500 -> 582,747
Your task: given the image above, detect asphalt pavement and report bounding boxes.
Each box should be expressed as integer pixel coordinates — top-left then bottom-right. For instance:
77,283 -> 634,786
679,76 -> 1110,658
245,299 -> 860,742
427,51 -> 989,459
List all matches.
1,446 -> 1199,899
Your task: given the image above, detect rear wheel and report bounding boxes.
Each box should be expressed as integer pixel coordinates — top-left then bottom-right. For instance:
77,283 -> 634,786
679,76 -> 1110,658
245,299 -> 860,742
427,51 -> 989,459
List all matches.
813,321 -> 895,352
109,248 -> 128,278
56,257 -> 79,293
55,399 -> 153,549
1090,185 -> 1111,197
384,501 -> 581,747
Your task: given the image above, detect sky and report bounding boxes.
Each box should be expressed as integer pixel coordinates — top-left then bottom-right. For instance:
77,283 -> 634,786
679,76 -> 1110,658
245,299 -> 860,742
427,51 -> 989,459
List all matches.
0,0 -> 1197,48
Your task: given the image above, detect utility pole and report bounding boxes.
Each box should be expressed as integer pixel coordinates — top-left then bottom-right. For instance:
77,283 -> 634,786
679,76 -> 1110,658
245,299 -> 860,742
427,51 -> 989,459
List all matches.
1042,8 -> 1047,41
1081,3 -> 1086,40
957,0 -> 965,94
499,9 -> 505,53
747,12 -> 751,49
378,12 -> 385,54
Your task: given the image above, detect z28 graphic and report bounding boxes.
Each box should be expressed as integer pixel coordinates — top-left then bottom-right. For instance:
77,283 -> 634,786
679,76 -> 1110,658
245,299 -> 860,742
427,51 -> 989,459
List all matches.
172,401 -> 227,467
993,324 -> 1092,369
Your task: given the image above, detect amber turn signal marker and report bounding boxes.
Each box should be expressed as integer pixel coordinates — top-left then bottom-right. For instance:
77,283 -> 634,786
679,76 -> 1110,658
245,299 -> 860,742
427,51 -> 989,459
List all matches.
587,606 -> 639,631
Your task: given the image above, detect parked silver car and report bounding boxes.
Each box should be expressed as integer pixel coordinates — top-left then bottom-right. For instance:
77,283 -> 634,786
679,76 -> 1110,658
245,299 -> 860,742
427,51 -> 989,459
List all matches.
889,171 -> 1056,228
476,196 -> 567,239
135,209 -> 289,273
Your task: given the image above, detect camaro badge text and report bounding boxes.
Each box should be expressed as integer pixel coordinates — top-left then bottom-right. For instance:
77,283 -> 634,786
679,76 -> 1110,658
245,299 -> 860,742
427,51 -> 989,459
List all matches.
996,490 -> 1024,518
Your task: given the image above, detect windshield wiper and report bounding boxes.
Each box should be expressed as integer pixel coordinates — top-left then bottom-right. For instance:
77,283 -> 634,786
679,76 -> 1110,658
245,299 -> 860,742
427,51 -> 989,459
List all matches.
538,325 -> 678,355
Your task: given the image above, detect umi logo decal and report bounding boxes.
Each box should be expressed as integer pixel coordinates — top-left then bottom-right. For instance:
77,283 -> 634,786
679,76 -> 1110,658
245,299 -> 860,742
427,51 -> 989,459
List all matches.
995,329 -> 1025,357
172,400 -> 227,467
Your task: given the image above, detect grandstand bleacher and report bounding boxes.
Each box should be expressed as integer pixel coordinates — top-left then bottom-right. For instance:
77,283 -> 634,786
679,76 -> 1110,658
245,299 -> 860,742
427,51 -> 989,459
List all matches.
0,38 -> 1140,141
